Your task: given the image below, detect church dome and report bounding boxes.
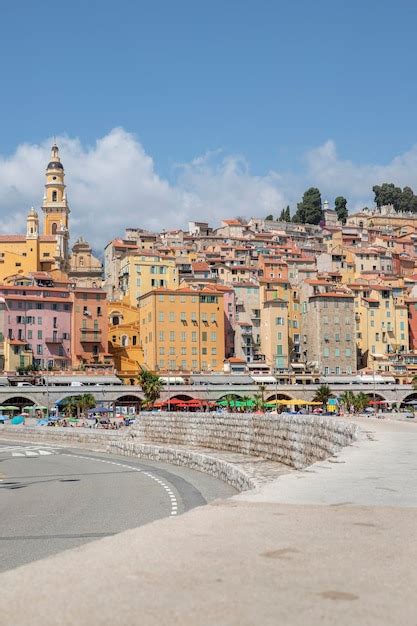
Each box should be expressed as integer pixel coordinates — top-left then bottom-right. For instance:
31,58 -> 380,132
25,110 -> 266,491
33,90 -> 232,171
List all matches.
47,161 -> 64,170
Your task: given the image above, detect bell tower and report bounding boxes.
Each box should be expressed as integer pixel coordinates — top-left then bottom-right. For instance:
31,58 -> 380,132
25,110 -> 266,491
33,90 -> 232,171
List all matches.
41,143 -> 70,236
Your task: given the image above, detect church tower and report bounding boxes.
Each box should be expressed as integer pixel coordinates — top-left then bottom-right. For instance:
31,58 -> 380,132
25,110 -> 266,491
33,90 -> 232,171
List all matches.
41,144 -> 70,236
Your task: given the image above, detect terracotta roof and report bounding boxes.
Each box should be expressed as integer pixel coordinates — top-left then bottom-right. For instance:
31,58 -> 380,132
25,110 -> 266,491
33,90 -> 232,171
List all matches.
310,292 -> 354,299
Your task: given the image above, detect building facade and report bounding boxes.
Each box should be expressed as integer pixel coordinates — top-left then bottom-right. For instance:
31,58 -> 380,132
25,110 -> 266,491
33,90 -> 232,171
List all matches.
139,288 -> 225,373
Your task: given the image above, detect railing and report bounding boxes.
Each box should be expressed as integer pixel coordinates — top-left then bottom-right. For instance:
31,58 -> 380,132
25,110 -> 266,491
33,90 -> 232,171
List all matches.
45,335 -> 65,344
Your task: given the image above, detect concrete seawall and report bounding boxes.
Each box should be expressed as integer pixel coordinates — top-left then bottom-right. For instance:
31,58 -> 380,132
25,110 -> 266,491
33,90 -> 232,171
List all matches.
129,411 -> 359,469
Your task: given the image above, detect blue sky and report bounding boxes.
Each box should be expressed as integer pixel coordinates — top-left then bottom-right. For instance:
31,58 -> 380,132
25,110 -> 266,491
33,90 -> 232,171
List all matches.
0,0 -> 417,244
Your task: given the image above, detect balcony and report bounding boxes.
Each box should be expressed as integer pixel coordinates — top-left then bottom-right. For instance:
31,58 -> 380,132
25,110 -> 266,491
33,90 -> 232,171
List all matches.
80,328 -> 102,343
46,335 -> 65,344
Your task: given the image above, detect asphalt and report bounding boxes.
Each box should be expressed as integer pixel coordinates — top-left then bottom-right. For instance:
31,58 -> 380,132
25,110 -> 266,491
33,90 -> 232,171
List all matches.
0,441 -> 236,572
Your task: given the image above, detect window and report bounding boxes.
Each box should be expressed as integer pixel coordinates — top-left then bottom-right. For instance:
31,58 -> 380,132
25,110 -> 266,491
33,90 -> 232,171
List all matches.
192,331 -> 197,342
51,223 -> 57,234
52,191 -> 57,202
37,302 -> 43,310
192,347 -> 197,355
202,332 -> 207,342
335,366 -> 340,375
191,312 -> 197,322
335,334 -> 340,342
52,303 -> 58,311
158,312 -> 164,322
323,347 -> 329,357
211,347 -> 217,355
180,312 -> 186,321
159,330 -> 165,341
345,348 -> 352,356
275,317 -> 284,326
169,312 -> 175,322
192,360 -> 197,369
211,332 -> 217,341
37,344 -> 43,355
202,347 -> 207,355
159,347 -> 165,355
28,330 -> 32,339
97,306 -> 102,316
170,331 -> 175,341
37,330 -> 42,340
181,347 -> 186,355
276,345 -> 283,356
335,348 -> 340,357
324,366 -> 329,375
277,332 -> 282,341
181,332 -> 186,342
158,294 -> 164,302
132,336 -> 137,346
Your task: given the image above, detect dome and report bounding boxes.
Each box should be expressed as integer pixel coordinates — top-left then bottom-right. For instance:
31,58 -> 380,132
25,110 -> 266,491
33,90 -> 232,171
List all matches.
47,161 -> 63,170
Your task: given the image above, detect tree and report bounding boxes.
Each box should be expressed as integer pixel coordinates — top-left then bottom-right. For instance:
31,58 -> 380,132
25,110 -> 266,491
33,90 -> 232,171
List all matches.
61,394 -> 96,418
279,206 -> 291,222
138,367 -> 164,408
339,391 -> 355,413
353,392 -> 369,413
398,186 -> 417,213
334,196 -> 348,224
313,384 -> 333,410
373,183 -> 402,210
265,214 -> 274,221
293,188 -> 322,224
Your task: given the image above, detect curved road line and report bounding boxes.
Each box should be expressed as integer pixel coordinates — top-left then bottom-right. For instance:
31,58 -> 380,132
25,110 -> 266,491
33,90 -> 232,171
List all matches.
63,453 -> 179,516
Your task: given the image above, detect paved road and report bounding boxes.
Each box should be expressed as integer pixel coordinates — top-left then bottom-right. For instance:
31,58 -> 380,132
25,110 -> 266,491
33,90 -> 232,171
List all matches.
0,440 -> 236,572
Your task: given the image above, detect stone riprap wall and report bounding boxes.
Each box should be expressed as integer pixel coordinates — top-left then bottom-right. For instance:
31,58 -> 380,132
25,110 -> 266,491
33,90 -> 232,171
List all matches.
130,412 -> 359,470
110,441 -> 257,491
0,425 -> 116,450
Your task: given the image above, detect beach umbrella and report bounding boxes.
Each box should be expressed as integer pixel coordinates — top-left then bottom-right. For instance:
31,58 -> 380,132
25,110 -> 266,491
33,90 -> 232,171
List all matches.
2,405 -> 20,411
10,415 -> 25,425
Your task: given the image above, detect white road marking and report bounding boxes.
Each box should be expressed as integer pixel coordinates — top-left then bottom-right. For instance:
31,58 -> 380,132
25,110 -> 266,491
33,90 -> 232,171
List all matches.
11,452 -> 25,457
38,450 -> 53,456
61,453 -> 179,517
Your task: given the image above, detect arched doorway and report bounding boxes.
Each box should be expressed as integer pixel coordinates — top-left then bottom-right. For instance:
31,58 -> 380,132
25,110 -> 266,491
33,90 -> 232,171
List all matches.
114,394 -> 142,415
0,396 -> 35,412
400,392 -> 417,408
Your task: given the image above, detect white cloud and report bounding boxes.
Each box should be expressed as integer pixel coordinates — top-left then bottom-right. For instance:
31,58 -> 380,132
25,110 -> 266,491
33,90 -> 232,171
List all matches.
2,128 -> 417,250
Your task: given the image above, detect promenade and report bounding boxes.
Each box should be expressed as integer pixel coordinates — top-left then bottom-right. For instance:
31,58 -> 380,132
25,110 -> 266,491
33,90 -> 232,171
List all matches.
0,417 -> 416,625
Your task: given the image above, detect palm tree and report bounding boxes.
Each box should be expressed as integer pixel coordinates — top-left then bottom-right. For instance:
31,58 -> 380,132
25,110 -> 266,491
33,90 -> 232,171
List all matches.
353,392 -> 369,414
313,384 -> 333,411
138,367 -> 164,408
253,393 -> 264,411
78,393 -> 96,417
339,391 -> 355,413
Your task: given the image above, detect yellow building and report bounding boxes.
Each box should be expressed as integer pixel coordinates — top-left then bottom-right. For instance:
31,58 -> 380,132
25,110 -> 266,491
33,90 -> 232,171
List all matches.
260,299 -> 289,371
260,279 -> 301,366
138,287 -> 225,373
352,282 -> 409,368
0,144 -> 70,281
119,251 -> 178,307
108,300 -> 144,384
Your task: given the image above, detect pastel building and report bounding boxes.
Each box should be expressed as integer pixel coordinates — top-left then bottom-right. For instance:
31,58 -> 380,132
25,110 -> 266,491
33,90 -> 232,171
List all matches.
70,287 -> 110,368
0,285 -> 72,370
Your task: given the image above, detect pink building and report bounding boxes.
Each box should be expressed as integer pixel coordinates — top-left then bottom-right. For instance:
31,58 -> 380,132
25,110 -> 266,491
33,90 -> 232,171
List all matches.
0,285 -> 72,370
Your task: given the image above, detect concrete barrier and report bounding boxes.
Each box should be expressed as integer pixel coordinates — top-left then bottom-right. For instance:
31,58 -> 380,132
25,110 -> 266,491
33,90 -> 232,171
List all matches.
130,411 -> 359,470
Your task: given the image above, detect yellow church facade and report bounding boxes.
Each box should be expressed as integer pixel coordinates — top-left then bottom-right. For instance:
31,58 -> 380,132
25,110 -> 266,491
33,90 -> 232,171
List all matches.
0,144 -> 70,282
